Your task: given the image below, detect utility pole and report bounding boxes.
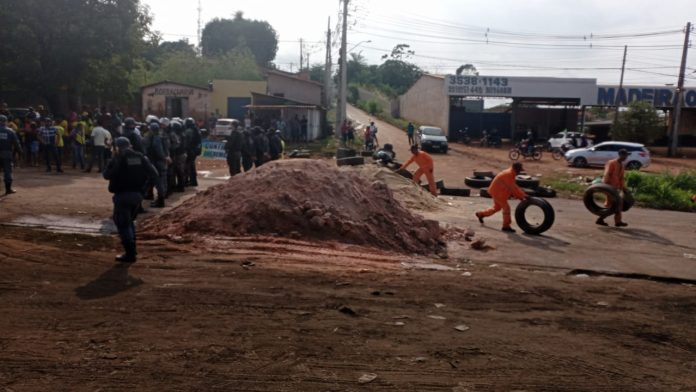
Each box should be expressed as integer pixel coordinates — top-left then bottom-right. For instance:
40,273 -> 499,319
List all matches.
337,0 -> 349,135
324,17 -> 332,110
613,45 -> 628,127
669,21 -> 692,157
299,38 -> 304,72
197,0 -> 202,55
307,53 -> 310,71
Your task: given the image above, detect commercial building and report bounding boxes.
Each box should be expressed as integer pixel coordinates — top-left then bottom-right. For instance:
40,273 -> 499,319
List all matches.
141,81 -> 212,120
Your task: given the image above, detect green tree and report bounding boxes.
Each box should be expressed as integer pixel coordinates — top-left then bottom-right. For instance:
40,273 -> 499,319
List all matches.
612,101 -> 665,144
0,0 -> 152,110
309,64 -> 325,83
378,60 -> 423,95
201,12 -> 278,65
456,64 -> 479,76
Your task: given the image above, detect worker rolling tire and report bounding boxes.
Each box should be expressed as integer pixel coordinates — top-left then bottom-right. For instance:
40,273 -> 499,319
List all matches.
336,156 -> 365,167
473,170 -> 495,178
515,197 -> 555,235
480,187 -> 491,198
516,176 -> 540,188
464,176 -> 493,188
440,187 -> 471,197
336,148 -> 356,159
583,183 -> 620,217
421,179 -> 445,191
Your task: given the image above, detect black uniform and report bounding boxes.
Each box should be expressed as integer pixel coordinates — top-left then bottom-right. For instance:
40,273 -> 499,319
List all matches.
225,128 -> 243,176
268,132 -> 282,161
253,128 -> 269,167
144,129 -> 168,204
241,129 -> 255,172
184,125 -> 202,185
103,148 -> 158,261
0,125 -> 22,193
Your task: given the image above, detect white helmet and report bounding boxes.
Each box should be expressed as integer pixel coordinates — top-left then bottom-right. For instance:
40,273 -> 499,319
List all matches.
159,117 -> 171,127
145,114 -> 159,124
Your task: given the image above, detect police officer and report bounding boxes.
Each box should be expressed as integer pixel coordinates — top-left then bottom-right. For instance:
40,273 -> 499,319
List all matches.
183,117 -> 202,186
103,137 -> 158,262
171,119 -> 188,191
122,117 -> 144,154
0,115 -> 22,195
224,123 -> 243,176
143,122 -> 169,208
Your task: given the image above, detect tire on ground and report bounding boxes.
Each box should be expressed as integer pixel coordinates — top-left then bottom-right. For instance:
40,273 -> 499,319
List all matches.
420,179 -> 445,191
440,187 -> 471,197
480,188 -> 491,198
336,156 -> 365,167
534,186 -> 557,198
360,151 -> 374,157
473,170 -> 495,178
515,197 -> 555,235
623,188 -> 635,212
516,176 -> 540,188
465,176 -> 492,188
583,183 -> 620,217
395,168 -> 413,179
336,148 -> 356,159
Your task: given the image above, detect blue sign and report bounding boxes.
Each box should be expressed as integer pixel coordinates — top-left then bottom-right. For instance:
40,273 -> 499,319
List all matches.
201,141 -> 226,160
597,86 -> 696,108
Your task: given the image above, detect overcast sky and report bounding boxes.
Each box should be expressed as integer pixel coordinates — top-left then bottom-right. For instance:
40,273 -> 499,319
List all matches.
143,0 -> 696,86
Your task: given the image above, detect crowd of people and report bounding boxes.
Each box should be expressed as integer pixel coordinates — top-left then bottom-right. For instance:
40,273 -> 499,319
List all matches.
224,123 -> 284,176
0,102 -> 203,208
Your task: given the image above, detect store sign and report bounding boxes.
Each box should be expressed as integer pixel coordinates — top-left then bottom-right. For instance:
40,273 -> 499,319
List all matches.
444,75 -> 597,105
597,85 -> 696,108
153,87 -> 195,97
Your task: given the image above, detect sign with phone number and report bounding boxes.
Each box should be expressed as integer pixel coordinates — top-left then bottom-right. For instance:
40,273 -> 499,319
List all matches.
446,76 -> 513,96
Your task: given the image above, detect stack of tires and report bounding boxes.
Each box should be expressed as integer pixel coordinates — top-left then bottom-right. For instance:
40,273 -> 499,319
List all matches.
336,147 -> 365,167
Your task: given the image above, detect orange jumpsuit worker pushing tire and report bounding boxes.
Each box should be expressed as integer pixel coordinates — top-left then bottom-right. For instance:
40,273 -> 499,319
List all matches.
475,162 -> 528,233
400,145 -> 437,196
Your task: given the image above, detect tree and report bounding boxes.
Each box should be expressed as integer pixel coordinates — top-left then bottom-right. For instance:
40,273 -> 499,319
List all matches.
201,13 -> 278,65
0,0 -> 152,110
612,101 -> 665,144
381,44 -> 415,61
378,60 -> 423,95
308,64 -> 325,83
456,64 -> 479,76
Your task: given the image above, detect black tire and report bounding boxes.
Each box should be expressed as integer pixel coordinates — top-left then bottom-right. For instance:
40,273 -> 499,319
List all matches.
552,149 -> 563,160
583,183 -> 620,217
509,149 -> 521,161
480,188 -> 491,198
440,187 -> 471,197
516,176 -> 540,188
532,150 -> 542,160
443,147 -> 448,154
336,156 -> 365,167
573,157 -> 588,167
515,197 -> 555,235
473,170 -> 495,178
336,148 -> 356,159
623,188 -> 635,212
360,151 -> 374,157
534,186 -> 557,198
465,176 -> 492,188
395,168 -> 413,179
626,161 -> 642,171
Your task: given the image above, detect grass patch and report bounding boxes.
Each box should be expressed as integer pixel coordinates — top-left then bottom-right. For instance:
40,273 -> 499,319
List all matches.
626,171 -> 696,212
542,175 -> 589,198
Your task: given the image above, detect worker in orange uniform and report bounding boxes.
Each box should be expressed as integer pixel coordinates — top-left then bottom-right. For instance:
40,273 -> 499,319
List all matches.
400,145 -> 437,196
475,162 -> 527,233
597,149 -> 630,227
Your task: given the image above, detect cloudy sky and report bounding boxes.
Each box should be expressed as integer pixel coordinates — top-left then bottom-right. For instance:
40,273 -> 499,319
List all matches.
143,0 -> 696,86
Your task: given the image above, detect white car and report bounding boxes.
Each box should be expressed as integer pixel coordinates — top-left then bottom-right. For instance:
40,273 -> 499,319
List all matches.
564,141 -> 651,170
548,131 -> 592,149
212,118 -> 239,137
418,126 -> 448,153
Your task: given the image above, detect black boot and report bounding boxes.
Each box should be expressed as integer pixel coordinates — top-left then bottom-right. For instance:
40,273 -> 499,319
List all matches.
115,241 -> 137,263
5,181 -> 16,195
150,197 -> 165,208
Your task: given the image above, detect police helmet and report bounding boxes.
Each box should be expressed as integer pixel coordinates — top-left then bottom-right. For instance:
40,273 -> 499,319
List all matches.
0,115 -> 6,123
170,120 -> 183,130
184,117 -> 195,128
159,117 -> 171,127
145,114 -> 159,124
148,122 -> 160,132
124,117 -> 136,128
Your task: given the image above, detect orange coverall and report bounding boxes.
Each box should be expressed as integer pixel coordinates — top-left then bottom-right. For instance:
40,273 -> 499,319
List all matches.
401,151 -> 437,196
478,167 -> 527,228
603,158 -> 625,224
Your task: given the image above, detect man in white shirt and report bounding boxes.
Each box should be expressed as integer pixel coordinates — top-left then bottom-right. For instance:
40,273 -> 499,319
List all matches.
85,121 -> 112,173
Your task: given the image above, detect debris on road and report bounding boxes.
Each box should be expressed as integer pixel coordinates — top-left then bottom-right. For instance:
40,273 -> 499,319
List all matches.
454,324 -> 471,332
358,373 -> 377,384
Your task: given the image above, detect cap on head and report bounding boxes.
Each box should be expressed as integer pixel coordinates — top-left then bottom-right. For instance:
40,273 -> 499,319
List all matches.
512,162 -> 524,173
115,137 -> 131,148
410,144 -> 419,153
618,149 -> 629,157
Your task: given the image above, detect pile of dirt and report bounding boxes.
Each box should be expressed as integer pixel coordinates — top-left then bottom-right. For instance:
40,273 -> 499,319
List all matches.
142,159 -> 442,254
350,164 -> 443,211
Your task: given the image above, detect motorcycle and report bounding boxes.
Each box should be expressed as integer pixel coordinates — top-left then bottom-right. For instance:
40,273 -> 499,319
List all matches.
480,134 -> 501,148
455,129 -> 471,144
509,142 -> 542,161
551,143 -> 574,160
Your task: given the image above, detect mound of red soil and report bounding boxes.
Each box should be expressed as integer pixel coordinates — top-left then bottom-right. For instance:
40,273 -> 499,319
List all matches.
142,159 -> 442,254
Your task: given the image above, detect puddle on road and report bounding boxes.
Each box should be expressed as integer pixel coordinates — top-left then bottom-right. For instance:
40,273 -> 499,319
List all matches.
198,171 -> 230,181
4,214 -> 116,236
401,261 -> 454,271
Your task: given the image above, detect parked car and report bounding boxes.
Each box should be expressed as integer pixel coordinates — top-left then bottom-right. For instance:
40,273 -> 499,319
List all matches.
564,141 -> 650,170
417,126 -> 448,153
212,118 -> 239,137
548,131 -> 591,149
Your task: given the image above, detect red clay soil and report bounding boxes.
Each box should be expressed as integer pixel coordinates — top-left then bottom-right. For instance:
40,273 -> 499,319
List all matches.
142,159 -> 442,254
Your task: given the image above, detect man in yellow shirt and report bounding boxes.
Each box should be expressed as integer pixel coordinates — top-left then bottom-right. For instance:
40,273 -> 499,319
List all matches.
54,121 -> 66,167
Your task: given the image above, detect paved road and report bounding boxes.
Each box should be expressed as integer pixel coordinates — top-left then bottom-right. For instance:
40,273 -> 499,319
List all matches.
348,104 -> 696,280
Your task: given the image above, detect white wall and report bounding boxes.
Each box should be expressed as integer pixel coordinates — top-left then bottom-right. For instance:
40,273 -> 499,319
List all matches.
400,75 -> 450,134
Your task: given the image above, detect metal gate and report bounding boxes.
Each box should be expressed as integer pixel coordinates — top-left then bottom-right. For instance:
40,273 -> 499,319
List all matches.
449,108 -> 511,139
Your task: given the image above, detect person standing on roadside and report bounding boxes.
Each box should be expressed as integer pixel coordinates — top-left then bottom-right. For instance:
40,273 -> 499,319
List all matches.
400,145 -> 437,196
103,137 -> 158,263
475,162 -> 528,233
70,121 -> 86,170
225,123 -> 243,176
85,120 -> 112,173
407,122 -> 415,146
0,115 -> 22,195
39,117 -> 62,173
183,117 -> 202,186
596,149 -> 629,227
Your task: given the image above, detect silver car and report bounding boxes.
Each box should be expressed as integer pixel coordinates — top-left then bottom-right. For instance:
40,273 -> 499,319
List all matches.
417,126 -> 449,153
565,141 -> 651,170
